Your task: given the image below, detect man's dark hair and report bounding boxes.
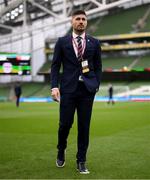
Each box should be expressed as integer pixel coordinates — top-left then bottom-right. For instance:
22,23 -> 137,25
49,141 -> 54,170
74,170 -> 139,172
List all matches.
72,10 -> 87,16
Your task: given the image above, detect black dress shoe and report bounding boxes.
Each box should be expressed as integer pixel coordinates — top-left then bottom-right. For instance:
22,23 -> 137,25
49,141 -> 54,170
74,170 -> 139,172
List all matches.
56,150 -> 65,168
77,162 -> 90,174
56,158 -> 65,167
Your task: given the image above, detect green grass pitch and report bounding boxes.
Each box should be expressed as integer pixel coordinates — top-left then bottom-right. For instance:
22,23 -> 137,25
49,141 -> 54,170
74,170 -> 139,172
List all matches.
0,102 -> 150,179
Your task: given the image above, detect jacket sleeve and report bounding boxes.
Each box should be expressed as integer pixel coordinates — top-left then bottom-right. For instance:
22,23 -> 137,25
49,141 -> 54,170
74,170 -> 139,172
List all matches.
50,38 -> 62,89
93,39 -> 102,87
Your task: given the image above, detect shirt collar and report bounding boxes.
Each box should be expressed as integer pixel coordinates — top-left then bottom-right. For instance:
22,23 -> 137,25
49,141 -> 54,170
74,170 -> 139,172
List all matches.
72,31 -> 85,39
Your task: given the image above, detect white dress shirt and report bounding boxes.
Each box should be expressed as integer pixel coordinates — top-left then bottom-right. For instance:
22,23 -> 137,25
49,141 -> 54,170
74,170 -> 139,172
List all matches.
72,32 -> 86,57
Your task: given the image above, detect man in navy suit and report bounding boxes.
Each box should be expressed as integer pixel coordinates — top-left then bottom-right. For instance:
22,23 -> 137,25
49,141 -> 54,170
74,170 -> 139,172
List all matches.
51,10 -> 102,174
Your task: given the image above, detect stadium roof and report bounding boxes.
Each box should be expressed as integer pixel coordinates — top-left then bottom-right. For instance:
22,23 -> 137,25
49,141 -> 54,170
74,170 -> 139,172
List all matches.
0,0 -> 146,36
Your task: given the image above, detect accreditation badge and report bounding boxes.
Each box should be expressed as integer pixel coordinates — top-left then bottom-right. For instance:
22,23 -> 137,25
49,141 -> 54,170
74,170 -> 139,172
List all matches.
81,59 -> 89,73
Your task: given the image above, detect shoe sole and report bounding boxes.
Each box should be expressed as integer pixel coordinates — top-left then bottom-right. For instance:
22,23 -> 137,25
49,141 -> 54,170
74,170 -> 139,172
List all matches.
77,169 -> 90,174
56,161 -> 65,168
80,171 -> 90,174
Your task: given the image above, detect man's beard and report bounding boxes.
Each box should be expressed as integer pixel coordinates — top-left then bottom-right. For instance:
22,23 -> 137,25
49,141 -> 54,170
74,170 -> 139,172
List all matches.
77,29 -> 84,33
75,28 -> 85,34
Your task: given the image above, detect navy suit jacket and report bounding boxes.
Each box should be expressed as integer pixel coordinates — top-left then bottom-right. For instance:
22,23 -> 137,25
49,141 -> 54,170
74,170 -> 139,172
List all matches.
51,34 -> 102,93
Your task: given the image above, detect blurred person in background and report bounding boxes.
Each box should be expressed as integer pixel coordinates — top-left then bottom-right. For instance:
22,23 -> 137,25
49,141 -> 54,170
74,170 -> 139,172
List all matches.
14,82 -> 22,107
50,10 -> 102,174
107,83 -> 115,105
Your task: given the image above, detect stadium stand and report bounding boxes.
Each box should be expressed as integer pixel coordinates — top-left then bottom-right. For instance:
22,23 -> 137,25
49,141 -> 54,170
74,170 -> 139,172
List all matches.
0,0 -> 150,101
88,4 -> 150,35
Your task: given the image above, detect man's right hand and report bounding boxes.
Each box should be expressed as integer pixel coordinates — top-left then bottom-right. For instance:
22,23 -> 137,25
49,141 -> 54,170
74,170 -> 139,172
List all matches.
51,88 -> 60,102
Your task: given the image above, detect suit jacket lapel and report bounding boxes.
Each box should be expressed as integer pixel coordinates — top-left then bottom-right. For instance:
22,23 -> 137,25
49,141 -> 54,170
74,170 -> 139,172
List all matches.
66,35 -> 79,64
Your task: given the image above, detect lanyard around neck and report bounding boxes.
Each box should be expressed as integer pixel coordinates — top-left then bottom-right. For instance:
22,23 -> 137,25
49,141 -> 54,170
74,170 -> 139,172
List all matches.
72,35 -> 86,57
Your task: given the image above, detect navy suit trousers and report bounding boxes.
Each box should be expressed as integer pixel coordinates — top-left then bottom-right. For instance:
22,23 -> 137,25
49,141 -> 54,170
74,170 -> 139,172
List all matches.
57,81 -> 95,162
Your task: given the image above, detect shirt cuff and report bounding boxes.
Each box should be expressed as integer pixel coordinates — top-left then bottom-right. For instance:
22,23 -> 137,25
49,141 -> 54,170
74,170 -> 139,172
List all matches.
51,87 -> 59,91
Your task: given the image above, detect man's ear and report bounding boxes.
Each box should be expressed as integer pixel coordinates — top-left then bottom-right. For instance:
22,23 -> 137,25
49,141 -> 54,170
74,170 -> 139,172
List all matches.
71,18 -> 73,25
